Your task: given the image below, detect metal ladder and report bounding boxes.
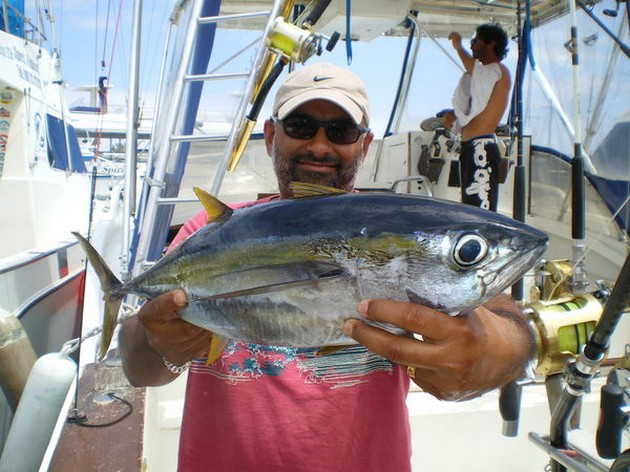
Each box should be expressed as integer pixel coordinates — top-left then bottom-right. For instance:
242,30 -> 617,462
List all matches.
128,0 -> 295,279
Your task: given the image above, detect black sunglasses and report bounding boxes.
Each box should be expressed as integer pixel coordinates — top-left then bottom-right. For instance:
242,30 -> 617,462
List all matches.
272,115 -> 369,144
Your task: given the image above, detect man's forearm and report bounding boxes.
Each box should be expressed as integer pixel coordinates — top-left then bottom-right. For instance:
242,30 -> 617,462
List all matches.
119,317 -> 178,387
483,294 -> 537,374
455,46 -> 474,73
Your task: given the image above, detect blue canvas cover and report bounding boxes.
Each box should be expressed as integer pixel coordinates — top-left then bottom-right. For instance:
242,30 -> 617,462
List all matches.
0,0 -> 25,37
46,114 -> 87,173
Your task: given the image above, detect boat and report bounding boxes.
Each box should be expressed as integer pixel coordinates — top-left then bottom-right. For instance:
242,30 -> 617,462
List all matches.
1,0 -> 629,470
0,0 -> 110,466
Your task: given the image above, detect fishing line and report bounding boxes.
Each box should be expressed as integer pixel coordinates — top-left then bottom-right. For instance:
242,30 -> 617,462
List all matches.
63,301 -> 140,427
569,193 -> 630,274
72,393 -> 134,428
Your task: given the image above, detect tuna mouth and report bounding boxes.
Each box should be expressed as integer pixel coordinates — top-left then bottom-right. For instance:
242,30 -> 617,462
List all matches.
483,241 -> 547,293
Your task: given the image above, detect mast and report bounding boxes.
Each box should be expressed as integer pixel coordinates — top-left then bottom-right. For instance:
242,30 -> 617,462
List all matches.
122,0 -> 143,281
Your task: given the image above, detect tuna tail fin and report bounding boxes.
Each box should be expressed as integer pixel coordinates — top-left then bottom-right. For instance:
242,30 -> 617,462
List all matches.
72,232 -> 123,361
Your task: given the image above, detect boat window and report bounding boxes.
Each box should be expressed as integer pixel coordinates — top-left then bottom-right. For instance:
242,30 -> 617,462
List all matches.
46,114 -> 87,173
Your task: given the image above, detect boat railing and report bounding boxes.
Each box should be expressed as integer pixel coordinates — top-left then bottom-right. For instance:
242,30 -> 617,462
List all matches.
0,239 -> 77,276
0,238 -> 82,316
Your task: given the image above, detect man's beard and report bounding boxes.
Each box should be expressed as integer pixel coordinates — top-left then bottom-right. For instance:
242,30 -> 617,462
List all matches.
272,145 -> 363,196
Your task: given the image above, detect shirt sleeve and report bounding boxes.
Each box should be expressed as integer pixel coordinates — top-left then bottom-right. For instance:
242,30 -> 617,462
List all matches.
167,209 -> 208,252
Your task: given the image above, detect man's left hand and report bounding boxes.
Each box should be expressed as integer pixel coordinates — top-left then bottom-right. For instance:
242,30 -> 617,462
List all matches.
343,295 -> 532,401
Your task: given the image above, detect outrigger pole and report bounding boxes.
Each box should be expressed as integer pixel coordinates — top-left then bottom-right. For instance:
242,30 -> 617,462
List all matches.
568,0 -> 587,293
122,0 -> 143,281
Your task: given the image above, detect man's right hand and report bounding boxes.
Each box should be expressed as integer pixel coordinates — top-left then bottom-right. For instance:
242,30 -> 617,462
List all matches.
448,31 -> 463,50
138,290 -> 212,366
119,290 -> 213,386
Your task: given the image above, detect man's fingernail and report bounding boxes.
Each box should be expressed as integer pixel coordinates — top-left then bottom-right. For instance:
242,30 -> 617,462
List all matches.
174,290 -> 187,307
343,320 -> 356,337
357,299 -> 370,316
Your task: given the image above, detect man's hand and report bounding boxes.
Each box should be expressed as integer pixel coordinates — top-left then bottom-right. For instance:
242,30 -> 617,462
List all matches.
343,295 -> 533,401
138,290 -> 212,366
441,110 -> 457,129
448,31 -> 463,51
119,290 -> 213,386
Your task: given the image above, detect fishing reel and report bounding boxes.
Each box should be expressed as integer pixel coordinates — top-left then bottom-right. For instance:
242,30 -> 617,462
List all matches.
500,260 -> 607,437
526,259 -> 608,377
228,1 -> 340,172
500,257 -> 630,469
267,16 -> 340,64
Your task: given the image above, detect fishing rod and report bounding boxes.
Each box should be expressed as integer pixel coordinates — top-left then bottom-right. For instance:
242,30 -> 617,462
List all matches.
544,249 -> 630,472
499,0 -> 529,438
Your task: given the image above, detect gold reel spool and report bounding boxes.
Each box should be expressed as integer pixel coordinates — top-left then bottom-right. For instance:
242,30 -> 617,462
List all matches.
527,294 -> 603,376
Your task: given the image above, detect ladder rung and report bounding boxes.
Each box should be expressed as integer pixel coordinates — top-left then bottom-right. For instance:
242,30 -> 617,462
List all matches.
157,196 -> 199,205
170,134 -> 229,143
198,11 -> 271,25
184,71 -> 250,82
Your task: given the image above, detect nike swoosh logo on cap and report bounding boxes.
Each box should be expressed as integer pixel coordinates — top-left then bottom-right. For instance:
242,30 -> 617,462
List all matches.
313,76 -> 334,82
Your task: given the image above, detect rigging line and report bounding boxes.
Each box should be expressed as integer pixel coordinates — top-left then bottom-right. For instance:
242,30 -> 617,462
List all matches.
421,28 -> 465,73
101,0 -> 113,69
570,193 -> 630,273
95,0 -> 125,156
93,1 -> 99,86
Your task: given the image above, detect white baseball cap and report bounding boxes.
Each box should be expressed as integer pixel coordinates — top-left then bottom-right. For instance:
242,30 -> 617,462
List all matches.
272,63 -> 370,126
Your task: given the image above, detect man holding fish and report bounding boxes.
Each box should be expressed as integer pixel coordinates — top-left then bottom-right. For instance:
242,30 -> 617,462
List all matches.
118,63 -> 538,471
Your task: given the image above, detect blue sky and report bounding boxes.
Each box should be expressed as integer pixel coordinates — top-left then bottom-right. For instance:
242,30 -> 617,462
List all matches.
38,0 -> 471,135
32,0 -> 628,150
44,0 -> 171,108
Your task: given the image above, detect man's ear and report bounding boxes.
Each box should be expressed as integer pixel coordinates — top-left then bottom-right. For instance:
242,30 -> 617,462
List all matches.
264,119 -> 275,155
361,131 -> 374,160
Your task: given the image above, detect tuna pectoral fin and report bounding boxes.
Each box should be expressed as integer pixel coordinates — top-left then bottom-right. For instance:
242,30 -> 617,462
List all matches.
72,232 -> 124,361
203,262 -> 347,300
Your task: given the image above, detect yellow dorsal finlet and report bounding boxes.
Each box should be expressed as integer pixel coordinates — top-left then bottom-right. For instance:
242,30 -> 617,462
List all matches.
193,187 -> 233,223
289,181 -> 347,199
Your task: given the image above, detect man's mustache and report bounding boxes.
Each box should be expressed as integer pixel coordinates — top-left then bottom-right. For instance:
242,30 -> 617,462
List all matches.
292,153 -> 340,166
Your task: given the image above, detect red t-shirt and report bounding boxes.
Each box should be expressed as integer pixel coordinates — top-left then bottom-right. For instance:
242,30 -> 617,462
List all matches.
172,199 -> 412,472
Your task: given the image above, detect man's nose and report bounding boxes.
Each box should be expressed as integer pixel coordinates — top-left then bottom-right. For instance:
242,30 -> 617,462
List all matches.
306,126 -> 334,156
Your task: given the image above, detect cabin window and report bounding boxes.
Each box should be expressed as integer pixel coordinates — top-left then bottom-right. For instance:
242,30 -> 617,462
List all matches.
46,114 -> 87,173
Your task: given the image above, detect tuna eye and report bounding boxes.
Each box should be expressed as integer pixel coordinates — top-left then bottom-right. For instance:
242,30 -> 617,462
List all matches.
453,234 -> 488,267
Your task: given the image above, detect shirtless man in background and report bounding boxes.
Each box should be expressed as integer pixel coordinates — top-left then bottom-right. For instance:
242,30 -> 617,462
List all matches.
440,23 -> 511,211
